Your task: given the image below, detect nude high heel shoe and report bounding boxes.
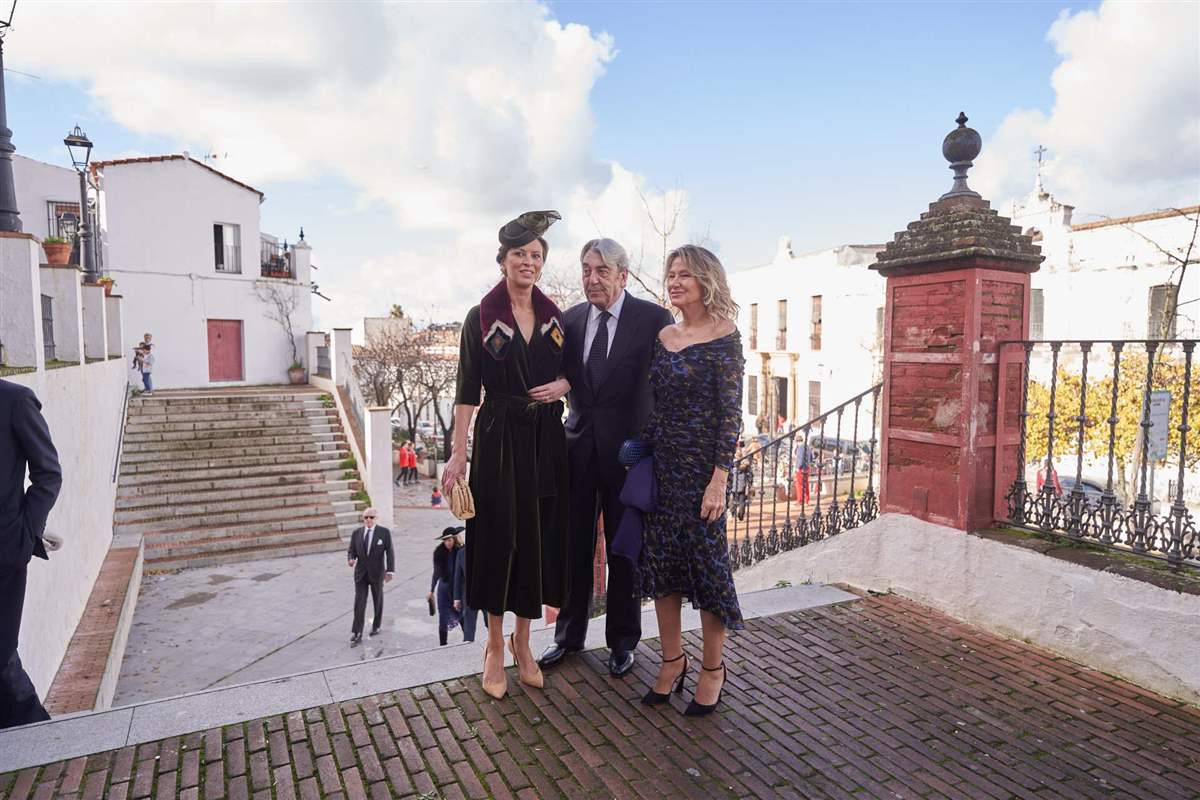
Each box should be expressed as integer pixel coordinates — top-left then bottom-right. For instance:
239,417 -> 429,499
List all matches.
481,641 -> 508,700
508,633 -> 544,689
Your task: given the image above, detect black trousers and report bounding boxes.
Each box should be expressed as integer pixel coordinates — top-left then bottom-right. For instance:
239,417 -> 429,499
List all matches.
554,450 -> 641,654
0,564 -> 50,729
352,574 -> 384,634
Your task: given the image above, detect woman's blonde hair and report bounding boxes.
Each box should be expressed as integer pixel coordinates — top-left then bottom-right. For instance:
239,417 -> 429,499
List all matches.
663,245 -> 739,321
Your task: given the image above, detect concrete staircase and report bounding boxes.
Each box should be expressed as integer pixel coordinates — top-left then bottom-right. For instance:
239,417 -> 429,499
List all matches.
115,386 -> 364,570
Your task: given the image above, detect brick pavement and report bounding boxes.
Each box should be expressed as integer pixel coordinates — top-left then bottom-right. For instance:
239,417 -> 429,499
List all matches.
3,595 -> 1198,799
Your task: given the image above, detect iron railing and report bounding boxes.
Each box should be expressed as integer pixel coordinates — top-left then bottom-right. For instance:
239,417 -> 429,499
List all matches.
727,384 -> 882,570
1001,340 -> 1199,567
260,240 -> 294,279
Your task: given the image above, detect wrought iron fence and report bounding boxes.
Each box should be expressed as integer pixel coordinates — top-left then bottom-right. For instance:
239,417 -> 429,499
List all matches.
727,384 -> 882,571
260,240 -> 293,278
1001,340 -> 1199,567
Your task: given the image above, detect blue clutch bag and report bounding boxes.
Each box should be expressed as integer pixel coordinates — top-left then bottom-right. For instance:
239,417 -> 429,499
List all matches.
618,438 -> 653,467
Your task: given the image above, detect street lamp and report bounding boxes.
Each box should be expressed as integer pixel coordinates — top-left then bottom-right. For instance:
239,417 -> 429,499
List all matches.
64,125 -> 96,281
0,3 -> 22,233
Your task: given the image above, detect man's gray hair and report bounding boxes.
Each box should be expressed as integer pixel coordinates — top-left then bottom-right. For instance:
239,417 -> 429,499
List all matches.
580,238 -> 630,272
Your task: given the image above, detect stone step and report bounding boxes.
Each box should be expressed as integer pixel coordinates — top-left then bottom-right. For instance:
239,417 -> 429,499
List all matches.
120,452 -> 347,477
123,416 -> 340,435
133,509 -> 359,544
123,423 -> 339,444
117,471 -> 342,498
118,458 -> 347,486
122,428 -> 344,449
131,389 -> 325,404
144,536 -> 347,572
121,441 -> 347,466
126,407 -> 336,425
114,489 -> 354,524
122,436 -> 346,458
119,503 -> 336,537
116,478 -> 357,509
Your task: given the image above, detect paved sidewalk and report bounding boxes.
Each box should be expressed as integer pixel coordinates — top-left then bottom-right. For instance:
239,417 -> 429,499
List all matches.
5,595 -> 1198,799
116,509 -> 456,705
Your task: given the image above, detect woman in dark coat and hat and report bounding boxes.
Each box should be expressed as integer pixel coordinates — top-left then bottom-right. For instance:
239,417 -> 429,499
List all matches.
442,210 -> 570,699
427,526 -> 466,646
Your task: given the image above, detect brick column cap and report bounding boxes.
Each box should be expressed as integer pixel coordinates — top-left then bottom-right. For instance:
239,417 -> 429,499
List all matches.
871,196 -> 1043,278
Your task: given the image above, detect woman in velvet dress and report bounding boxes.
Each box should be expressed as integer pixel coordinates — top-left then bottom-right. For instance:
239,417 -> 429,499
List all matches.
640,244 -> 744,716
442,211 -> 571,700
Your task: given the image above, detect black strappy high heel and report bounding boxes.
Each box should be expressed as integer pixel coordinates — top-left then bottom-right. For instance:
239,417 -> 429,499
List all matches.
683,662 -> 726,716
641,653 -> 689,706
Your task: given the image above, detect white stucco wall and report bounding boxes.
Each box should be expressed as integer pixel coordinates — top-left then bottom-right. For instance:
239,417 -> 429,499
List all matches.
10,359 -> 127,697
12,155 -> 80,244
0,235 -> 44,369
80,285 -> 108,360
38,266 -> 84,364
736,513 -> 1200,705
729,241 -> 885,433
97,158 -> 312,388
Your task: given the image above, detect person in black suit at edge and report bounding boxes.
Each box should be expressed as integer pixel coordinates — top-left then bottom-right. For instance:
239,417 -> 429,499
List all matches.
0,378 -> 63,728
538,238 -> 674,677
346,507 -> 394,645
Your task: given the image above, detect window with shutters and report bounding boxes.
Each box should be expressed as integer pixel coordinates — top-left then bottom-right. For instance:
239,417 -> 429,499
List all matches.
213,223 -> 242,273
749,303 -> 758,350
875,306 -> 885,349
808,381 -> 821,422
46,201 -> 80,240
1148,284 -> 1178,339
1030,288 -> 1045,339
810,295 -> 822,351
747,375 -> 758,415
776,299 -> 788,350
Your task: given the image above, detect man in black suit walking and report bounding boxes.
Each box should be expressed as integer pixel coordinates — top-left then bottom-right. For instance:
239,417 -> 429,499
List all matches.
1,379 -> 63,728
346,507 -> 394,645
539,238 -> 673,677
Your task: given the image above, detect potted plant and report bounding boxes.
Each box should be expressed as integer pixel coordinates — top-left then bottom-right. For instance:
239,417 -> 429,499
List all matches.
43,236 -> 72,266
287,360 -> 306,385
97,276 -> 116,296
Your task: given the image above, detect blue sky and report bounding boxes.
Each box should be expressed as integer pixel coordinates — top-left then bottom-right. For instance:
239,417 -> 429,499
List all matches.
7,1 -> 1196,327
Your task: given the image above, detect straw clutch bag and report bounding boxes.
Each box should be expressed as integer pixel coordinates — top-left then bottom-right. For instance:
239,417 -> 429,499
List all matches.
449,479 -> 476,520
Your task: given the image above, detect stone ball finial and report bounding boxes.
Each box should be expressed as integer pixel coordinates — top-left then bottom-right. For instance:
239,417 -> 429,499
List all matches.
940,111 -> 982,201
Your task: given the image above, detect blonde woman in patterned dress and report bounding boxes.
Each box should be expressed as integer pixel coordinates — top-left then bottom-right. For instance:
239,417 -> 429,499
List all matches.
639,245 -> 744,716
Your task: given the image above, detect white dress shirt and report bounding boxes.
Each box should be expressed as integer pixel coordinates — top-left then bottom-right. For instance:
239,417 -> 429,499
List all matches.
582,290 -> 626,362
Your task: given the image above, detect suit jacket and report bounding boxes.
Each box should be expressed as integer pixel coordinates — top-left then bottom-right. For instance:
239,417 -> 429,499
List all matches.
563,294 -> 674,474
0,380 -> 63,567
346,525 -> 395,582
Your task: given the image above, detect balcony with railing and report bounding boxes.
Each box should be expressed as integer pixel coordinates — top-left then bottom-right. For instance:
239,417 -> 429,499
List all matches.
260,238 -> 294,279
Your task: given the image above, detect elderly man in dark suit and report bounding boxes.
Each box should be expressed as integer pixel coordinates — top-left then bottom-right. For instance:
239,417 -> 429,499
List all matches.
0,379 -> 63,729
539,238 -> 674,677
347,507 -> 394,645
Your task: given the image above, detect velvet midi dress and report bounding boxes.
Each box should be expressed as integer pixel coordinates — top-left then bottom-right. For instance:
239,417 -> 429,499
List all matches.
455,303 -> 569,619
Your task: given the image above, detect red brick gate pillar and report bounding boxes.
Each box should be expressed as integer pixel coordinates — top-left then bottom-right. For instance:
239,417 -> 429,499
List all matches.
871,113 -> 1043,531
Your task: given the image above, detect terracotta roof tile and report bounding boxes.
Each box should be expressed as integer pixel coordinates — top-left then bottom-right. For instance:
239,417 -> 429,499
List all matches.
1071,205 -> 1199,232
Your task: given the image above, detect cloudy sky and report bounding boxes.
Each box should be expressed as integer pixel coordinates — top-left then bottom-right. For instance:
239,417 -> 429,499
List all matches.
8,1 -> 1198,330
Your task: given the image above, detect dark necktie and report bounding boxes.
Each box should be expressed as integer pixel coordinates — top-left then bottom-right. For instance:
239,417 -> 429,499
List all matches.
587,310 -> 611,388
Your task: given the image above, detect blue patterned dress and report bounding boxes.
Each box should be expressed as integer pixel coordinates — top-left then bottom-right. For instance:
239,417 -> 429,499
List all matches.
641,331 -> 745,629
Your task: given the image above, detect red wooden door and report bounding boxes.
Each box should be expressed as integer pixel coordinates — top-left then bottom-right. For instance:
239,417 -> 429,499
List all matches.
207,319 -> 244,381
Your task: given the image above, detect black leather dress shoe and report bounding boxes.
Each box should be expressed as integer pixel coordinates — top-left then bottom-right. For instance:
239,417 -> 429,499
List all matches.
609,650 -> 635,678
350,633 -> 362,645
537,643 -> 581,668
369,628 -> 381,637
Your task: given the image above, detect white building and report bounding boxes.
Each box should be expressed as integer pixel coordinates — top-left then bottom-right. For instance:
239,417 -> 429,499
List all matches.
92,155 -> 314,388
1007,183 -> 1200,342
728,238 -> 885,436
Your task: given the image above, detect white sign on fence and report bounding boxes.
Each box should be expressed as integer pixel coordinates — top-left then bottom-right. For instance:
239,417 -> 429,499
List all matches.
1146,389 -> 1172,461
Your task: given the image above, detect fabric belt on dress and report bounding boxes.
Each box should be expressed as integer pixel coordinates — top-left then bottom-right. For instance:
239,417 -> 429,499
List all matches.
480,392 -> 564,511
